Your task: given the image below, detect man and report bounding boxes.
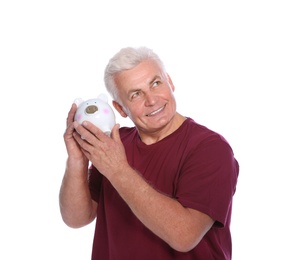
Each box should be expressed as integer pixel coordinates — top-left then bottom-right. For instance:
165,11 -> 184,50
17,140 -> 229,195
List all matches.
59,46 -> 239,259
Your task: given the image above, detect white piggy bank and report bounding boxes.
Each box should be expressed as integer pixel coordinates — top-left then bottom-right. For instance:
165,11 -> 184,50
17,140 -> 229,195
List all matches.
74,93 -> 116,135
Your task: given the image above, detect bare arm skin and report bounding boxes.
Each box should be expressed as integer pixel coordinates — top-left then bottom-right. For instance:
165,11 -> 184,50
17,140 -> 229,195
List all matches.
73,120 -> 215,252
59,104 -> 97,228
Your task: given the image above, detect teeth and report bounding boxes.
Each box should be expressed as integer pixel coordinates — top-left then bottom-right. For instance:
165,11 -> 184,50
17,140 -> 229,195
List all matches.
147,106 -> 164,116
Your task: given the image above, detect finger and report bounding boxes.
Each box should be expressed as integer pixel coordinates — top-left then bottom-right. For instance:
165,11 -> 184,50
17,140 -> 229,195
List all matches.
74,121 -> 100,146
81,121 -> 107,141
73,130 -> 92,151
111,123 -> 121,141
66,103 -> 77,127
73,121 -> 85,139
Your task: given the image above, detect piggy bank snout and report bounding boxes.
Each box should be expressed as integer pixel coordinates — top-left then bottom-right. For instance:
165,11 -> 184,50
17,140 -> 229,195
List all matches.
85,105 -> 98,114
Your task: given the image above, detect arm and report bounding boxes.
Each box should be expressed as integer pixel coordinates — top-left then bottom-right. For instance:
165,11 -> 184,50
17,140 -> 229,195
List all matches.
59,104 -> 97,228
73,121 -> 214,252
108,166 -> 214,252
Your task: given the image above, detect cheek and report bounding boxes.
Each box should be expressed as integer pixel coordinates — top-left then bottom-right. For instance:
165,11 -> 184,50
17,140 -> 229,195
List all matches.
76,114 -> 82,121
103,108 -> 110,114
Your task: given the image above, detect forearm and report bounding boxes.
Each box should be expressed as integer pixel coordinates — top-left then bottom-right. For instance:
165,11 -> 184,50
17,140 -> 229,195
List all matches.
108,167 -> 212,252
59,159 -> 96,228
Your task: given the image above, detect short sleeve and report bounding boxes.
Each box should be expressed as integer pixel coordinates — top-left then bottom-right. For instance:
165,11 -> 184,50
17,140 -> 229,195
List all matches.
176,137 -> 239,227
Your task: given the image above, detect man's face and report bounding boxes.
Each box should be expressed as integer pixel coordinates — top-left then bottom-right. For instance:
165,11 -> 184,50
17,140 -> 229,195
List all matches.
113,60 -> 177,134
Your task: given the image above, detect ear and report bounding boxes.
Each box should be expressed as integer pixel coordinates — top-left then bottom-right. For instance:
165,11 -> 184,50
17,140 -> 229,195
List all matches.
97,93 -> 108,103
112,100 -> 128,118
74,98 -> 83,106
167,74 -> 175,92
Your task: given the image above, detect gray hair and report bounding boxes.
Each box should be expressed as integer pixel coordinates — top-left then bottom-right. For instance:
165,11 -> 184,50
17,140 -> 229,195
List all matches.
104,46 -> 166,101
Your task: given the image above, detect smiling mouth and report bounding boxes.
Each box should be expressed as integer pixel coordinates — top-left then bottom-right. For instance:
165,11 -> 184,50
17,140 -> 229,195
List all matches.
146,105 -> 166,117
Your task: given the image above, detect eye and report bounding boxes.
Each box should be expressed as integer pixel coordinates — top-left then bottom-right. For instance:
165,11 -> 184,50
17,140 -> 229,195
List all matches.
152,80 -> 161,87
131,91 -> 140,99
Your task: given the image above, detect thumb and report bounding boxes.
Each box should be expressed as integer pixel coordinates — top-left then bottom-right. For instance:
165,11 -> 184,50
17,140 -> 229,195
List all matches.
111,123 -> 121,141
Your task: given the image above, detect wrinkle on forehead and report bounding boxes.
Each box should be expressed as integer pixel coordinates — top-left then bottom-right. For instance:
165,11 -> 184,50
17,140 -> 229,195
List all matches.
115,60 -> 167,91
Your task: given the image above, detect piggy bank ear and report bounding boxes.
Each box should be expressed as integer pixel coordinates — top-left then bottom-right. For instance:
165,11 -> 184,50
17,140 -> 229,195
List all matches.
74,98 -> 83,106
97,93 -> 108,103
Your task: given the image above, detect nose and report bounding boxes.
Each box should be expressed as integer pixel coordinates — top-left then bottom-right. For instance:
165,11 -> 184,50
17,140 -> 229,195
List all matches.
144,92 -> 157,106
85,105 -> 98,114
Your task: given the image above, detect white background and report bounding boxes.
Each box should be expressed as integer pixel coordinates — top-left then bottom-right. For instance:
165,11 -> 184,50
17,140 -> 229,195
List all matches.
1,1 -> 296,259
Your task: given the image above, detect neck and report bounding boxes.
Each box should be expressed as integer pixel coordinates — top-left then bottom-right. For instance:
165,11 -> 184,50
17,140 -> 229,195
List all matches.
138,113 -> 186,145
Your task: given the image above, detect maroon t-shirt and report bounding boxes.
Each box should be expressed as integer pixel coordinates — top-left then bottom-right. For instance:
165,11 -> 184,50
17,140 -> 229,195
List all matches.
89,118 -> 239,260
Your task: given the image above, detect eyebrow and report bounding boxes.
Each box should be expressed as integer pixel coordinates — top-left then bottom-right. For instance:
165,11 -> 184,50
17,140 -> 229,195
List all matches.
149,75 -> 161,85
127,75 -> 162,97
